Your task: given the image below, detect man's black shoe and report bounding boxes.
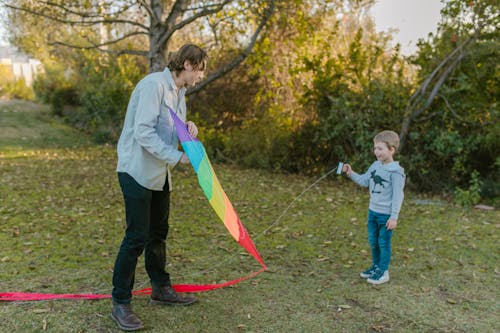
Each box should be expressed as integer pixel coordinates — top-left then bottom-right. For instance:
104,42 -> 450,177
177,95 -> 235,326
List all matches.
150,285 -> 197,306
111,302 -> 144,331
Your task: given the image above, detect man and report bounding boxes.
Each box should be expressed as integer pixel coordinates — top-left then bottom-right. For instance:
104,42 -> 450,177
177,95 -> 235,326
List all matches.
111,44 -> 208,331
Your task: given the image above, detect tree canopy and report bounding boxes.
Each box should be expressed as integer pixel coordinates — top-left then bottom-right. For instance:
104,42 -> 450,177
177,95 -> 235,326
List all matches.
2,0 -> 498,200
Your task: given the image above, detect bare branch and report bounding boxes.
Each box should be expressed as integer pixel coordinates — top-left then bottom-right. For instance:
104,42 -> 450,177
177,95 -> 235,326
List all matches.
48,38 -> 148,57
172,0 -> 233,32
39,1 -> 138,19
398,33 -> 480,150
187,0 -> 275,95
48,31 -> 148,52
185,1 -> 235,12
137,0 -> 154,20
3,2 -> 149,30
438,94 -> 462,120
161,0 -> 233,47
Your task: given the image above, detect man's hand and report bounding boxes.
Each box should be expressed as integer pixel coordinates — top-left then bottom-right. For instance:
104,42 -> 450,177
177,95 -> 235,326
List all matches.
179,153 -> 190,164
186,121 -> 198,138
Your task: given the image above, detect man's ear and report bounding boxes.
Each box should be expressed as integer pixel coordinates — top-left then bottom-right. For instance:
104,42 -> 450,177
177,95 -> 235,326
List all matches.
183,60 -> 193,71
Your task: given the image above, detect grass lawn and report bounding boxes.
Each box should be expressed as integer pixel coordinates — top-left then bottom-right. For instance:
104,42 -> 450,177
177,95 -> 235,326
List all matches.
0,100 -> 498,332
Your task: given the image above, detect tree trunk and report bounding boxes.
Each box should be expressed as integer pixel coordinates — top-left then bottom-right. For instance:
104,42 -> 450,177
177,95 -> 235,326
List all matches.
149,25 -> 168,73
399,35 -> 476,151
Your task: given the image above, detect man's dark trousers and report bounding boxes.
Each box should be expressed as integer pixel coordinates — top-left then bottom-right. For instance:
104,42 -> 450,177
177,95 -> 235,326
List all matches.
112,172 -> 171,304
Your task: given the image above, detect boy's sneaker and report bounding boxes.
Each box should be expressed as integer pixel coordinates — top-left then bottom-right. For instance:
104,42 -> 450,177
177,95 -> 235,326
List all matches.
367,269 -> 389,285
359,266 -> 378,279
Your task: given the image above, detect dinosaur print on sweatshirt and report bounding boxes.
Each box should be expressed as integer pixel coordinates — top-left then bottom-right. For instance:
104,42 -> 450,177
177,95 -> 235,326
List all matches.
370,170 -> 389,194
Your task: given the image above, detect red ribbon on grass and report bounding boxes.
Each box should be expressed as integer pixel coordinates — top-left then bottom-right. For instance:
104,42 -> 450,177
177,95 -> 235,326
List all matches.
0,267 -> 266,301
0,111 -> 266,302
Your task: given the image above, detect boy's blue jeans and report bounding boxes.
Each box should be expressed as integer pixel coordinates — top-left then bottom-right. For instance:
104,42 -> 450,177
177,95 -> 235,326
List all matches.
367,209 -> 393,271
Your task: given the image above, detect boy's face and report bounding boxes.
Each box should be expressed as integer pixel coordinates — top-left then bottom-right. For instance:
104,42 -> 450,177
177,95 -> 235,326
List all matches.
373,141 -> 395,164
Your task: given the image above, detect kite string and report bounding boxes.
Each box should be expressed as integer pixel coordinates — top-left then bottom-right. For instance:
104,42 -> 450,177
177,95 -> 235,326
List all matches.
254,166 -> 338,241
174,165 -> 339,280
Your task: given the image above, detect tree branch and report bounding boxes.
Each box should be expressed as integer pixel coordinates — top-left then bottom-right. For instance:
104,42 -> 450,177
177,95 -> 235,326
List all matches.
161,0 -> 233,47
187,0 -> 275,95
399,33 -> 479,150
137,0 -> 154,20
49,31 -> 147,49
3,2 -> 149,30
48,37 -> 148,57
48,30 -> 148,58
39,0 -> 137,19
438,93 -> 463,120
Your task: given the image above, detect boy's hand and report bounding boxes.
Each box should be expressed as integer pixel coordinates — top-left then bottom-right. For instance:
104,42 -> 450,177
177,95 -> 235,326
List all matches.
186,121 -> 198,138
342,163 -> 353,176
386,219 -> 398,230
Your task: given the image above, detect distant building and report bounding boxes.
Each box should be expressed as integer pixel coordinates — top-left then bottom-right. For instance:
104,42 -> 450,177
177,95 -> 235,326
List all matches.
0,46 -> 41,86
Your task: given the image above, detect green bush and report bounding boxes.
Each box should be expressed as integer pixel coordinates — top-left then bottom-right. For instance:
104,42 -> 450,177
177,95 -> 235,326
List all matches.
33,62 -> 78,115
226,108 -> 291,170
74,53 -> 144,141
32,51 -> 144,142
454,170 -> 483,206
1,78 -> 35,100
0,65 -> 35,100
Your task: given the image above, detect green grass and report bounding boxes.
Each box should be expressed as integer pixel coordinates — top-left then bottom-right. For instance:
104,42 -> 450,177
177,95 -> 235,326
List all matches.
0,99 -> 498,332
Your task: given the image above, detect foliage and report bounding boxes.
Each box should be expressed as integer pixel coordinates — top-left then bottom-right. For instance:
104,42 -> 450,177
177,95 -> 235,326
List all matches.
404,0 -> 499,194
295,25 -> 411,173
1,99 -> 499,332
31,46 -> 145,142
0,65 -> 35,100
2,0 -> 498,198
226,106 -> 293,170
454,170 -> 483,206
75,52 -> 145,142
32,61 -> 80,116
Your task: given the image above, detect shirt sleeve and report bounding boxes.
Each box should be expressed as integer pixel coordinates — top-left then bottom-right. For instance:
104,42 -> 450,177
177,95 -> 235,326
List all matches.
133,81 -> 183,165
349,168 -> 371,187
390,171 -> 405,220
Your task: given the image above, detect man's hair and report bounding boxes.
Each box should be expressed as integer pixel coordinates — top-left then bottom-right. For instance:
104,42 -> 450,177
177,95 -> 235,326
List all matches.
167,44 -> 208,75
374,130 -> 400,151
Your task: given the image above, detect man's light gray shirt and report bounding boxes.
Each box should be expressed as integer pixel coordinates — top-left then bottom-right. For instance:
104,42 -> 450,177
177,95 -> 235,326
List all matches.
117,68 -> 186,191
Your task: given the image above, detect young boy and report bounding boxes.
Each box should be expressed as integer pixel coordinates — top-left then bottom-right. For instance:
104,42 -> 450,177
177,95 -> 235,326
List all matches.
342,130 -> 405,285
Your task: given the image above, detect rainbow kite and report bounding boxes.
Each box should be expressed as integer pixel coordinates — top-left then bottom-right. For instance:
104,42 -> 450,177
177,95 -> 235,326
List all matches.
0,109 -> 267,302
169,108 -> 266,268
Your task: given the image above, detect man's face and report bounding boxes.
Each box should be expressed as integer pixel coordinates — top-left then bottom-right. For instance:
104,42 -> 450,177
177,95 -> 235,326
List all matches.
184,61 -> 205,87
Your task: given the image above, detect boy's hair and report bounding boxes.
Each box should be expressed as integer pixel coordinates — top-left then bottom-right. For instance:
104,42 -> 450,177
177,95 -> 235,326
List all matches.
374,130 -> 400,151
167,44 -> 208,75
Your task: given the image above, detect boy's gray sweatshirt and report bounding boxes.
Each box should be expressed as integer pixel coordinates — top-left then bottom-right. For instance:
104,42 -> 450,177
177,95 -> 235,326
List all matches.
349,161 -> 405,220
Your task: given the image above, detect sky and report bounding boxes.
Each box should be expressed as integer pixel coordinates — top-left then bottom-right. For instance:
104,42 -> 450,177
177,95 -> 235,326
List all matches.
370,0 -> 445,55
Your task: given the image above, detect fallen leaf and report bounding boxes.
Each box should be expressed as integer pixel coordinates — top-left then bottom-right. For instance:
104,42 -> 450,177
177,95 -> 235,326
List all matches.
370,325 -> 385,332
